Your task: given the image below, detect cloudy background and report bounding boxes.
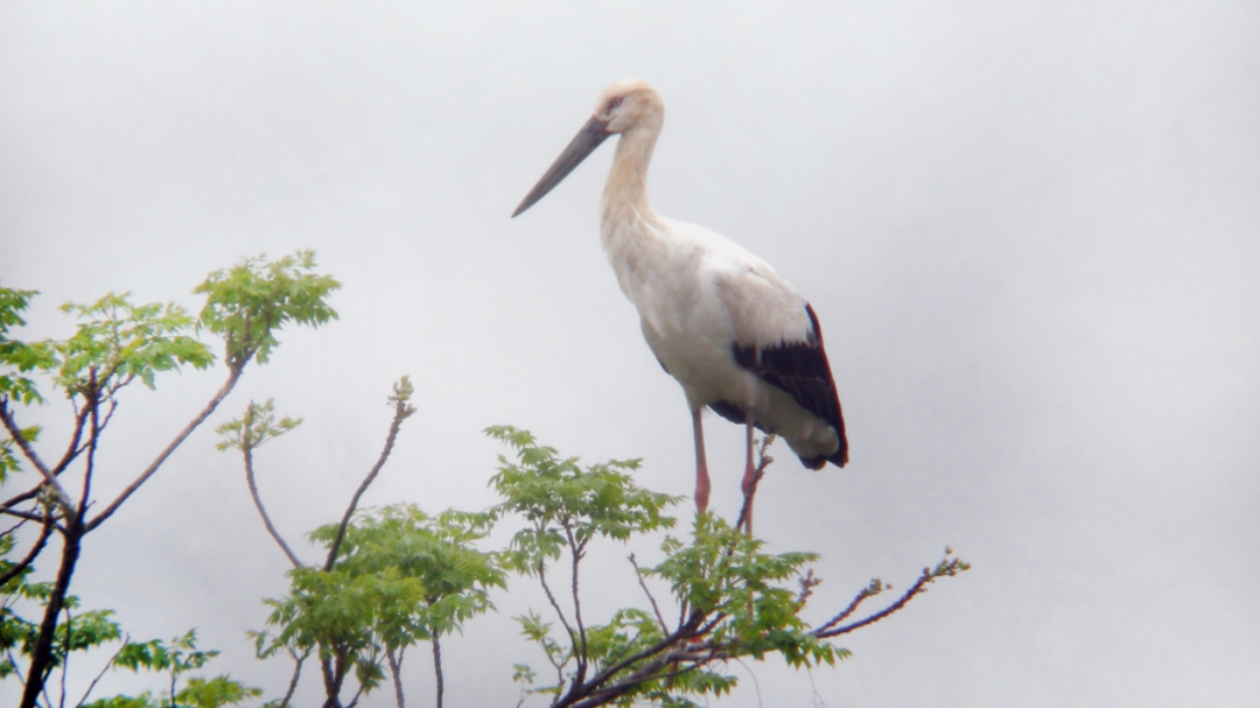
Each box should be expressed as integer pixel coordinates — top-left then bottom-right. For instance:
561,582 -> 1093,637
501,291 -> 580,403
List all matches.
3,1 -> 1258,706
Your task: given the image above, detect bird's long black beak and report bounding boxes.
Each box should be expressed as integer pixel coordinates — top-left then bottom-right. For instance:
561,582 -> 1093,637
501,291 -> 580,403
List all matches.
512,116 -> 612,217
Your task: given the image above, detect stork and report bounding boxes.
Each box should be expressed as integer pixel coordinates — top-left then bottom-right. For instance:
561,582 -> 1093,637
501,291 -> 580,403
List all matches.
513,80 -> 847,513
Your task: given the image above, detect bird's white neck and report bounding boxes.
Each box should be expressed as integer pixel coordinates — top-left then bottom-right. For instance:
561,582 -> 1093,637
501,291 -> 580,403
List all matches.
600,126 -> 661,229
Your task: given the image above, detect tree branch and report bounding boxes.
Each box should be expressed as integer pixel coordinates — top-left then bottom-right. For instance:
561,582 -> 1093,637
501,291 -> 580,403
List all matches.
735,436 -> 774,535
815,554 -> 969,639
0,512 -> 54,587
814,578 -> 883,635
241,413 -> 303,568
0,401 -> 77,515
86,366 -> 244,532
628,554 -> 669,634
323,378 -> 414,571
274,648 -> 307,708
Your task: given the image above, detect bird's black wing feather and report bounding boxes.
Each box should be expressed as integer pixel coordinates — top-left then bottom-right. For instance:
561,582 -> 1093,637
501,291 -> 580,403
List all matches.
719,304 -> 848,468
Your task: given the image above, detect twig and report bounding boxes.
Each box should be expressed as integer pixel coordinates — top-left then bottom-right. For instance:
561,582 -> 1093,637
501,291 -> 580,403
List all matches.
563,524 -> 589,688
87,366 -> 245,532
273,647 -> 307,708
815,554 -> 968,638
814,578 -> 883,634
0,507 -> 51,524
431,634 -> 444,708
0,513 -> 54,587
323,379 -> 415,571
386,647 -> 405,708
74,635 -> 131,708
241,405 -> 303,568
538,561 -> 578,651
735,436 -> 774,534
0,401 -> 77,515
628,554 -> 669,633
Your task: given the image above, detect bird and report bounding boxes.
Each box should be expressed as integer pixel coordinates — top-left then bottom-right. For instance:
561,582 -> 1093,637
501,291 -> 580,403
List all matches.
512,79 -> 847,512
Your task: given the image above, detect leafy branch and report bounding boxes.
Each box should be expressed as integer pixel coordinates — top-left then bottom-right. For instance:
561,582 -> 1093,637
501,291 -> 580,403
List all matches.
489,427 -> 970,707
0,252 -> 340,707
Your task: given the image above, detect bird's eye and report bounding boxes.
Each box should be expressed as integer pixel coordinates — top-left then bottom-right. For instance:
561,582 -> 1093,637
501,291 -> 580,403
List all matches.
609,97 -> 623,110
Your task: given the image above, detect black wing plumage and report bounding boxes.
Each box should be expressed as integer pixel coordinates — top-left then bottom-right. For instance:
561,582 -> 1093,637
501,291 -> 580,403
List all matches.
708,304 -> 848,469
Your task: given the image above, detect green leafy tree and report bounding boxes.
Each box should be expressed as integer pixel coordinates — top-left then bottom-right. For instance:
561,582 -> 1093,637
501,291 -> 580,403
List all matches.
219,382 -> 509,708
487,426 -> 970,707
0,252 -> 339,708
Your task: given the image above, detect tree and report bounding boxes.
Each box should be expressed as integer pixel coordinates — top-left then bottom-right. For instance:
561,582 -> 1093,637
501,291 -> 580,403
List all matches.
0,252 -> 339,707
219,380 -> 505,708
488,426 -> 970,707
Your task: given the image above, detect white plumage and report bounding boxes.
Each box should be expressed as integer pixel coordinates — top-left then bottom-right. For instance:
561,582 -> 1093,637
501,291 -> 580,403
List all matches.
514,80 -> 847,511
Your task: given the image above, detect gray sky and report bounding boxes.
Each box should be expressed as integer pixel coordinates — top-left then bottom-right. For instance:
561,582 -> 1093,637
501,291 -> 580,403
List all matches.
3,1 -> 1258,706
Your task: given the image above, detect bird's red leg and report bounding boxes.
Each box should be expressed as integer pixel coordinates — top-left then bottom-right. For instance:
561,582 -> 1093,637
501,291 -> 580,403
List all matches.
692,408 -> 710,512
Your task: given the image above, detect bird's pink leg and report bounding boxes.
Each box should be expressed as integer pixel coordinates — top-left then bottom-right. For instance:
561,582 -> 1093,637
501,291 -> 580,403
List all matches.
741,421 -> 756,494
692,408 -> 710,512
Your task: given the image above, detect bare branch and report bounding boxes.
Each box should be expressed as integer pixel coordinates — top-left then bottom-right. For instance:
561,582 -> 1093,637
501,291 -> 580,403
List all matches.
538,560 -> 578,652
0,507 -> 52,524
815,554 -> 969,639
74,634 -> 131,708
628,554 -> 669,633
323,378 -> 415,571
814,578 -> 884,635
0,401 -> 77,515
736,436 -> 775,535
274,648 -> 308,708
386,647 -> 405,708
0,513 -> 55,587
87,366 -> 245,532
563,523 -> 589,688
241,405 -> 303,568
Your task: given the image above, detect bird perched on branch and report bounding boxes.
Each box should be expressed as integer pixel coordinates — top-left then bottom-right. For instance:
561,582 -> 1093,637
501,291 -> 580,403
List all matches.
513,80 -> 847,512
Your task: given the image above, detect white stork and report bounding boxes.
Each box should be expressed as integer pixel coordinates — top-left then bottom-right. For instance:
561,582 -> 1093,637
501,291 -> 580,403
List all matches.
513,79 -> 847,512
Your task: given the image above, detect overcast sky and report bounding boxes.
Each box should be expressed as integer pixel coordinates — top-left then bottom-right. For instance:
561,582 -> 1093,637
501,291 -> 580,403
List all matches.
3,1 -> 1258,706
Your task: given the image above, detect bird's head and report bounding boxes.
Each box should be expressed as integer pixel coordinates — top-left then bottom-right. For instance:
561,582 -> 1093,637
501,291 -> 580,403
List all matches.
594,80 -> 664,136
512,80 -> 662,217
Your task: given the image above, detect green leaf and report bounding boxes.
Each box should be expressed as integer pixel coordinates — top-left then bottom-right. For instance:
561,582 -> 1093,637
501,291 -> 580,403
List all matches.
195,251 -> 340,368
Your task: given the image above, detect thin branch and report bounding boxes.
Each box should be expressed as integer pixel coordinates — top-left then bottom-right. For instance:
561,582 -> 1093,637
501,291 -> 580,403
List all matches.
0,513 -> 54,587
735,436 -> 774,535
274,648 -> 307,708
1,487 -> 45,517
323,381 -> 414,571
77,376 -> 101,524
573,612 -> 707,701
815,554 -> 968,639
75,636 -> 131,708
628,554 -> 669,633
564,524 -> 589,687
0,507 -> 52,524
814,578 -> 883,635
565,650 -> 706,708
241,410 -> 303,568
538,560 -> 578,650
59,608 -> 72,708
0,401 -> 77,515
386,647 -> 405,708
49,402 -> 93,478
431,634 -> 444,708
86,366 -> 245,532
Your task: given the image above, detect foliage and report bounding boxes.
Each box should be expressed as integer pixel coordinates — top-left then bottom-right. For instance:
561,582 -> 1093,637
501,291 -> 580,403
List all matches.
195,250 -> 340,369
487,425 -> 680,574
0,252 -> 339,708
253,503 -> 505,704
213,399 -> 302,454
488,428 -> 968,707
106,630 -> 261,708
